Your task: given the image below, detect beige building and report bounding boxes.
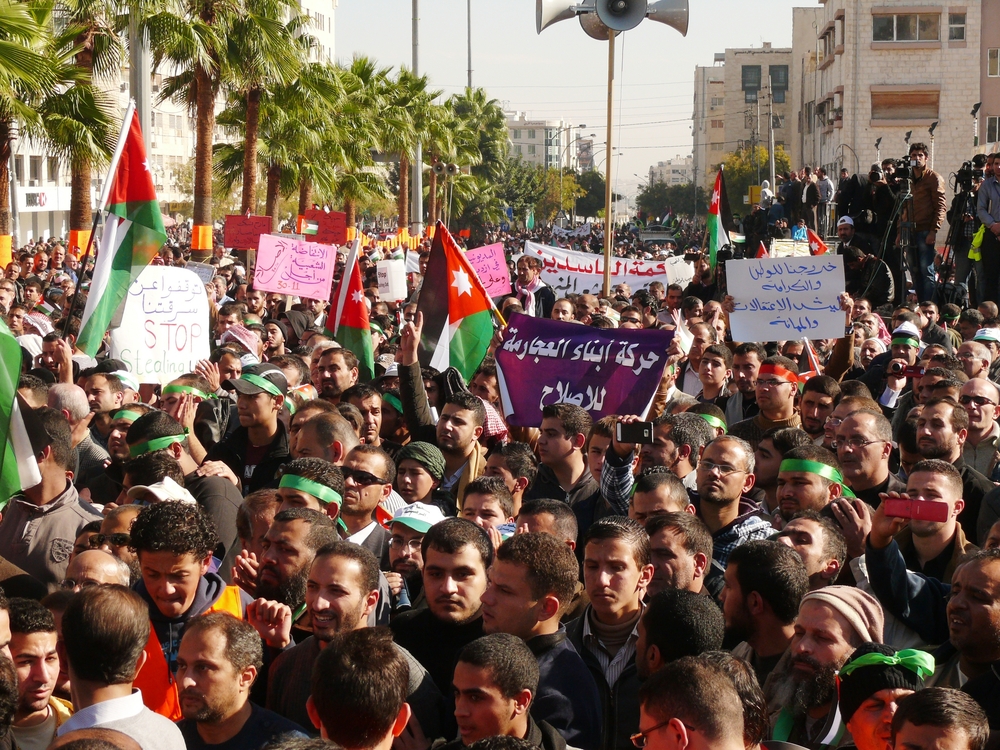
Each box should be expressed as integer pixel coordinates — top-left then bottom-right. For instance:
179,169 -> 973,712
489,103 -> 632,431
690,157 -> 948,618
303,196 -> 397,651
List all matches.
981,0 -> 1000,148
692,60 -> 726,190
648,155 -> 693,185
506,112 -> 582,172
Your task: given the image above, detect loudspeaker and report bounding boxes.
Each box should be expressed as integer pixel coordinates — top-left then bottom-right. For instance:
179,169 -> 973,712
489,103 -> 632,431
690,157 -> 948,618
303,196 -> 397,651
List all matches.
432,162 -> 446,175
579,12 -> 617,39
595,0 -> 647,31
536,0 -> 579,33
446,163 -> 459,176
646,0 -> 688,36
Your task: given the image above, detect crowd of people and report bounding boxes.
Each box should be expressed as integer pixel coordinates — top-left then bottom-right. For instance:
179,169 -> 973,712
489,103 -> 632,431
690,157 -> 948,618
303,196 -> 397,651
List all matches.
0,145 -> 998,750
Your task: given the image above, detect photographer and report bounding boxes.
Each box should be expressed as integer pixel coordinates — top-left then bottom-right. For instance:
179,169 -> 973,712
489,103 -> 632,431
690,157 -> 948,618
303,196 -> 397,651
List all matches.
946,154 -> 987,305
901,142 -> 947,302
977,153 -> 1000,303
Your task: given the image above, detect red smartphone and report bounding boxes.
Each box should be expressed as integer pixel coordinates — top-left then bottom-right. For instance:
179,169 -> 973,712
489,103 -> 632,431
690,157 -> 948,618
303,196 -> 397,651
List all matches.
883,498 -> 950,522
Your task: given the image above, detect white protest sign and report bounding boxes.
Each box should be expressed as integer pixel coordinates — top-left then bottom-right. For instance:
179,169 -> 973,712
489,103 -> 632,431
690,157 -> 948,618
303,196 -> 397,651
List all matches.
523,241 -> 693,296
110,266 -> 211,384
727,254 -> 846,342
376,259 -> 407,300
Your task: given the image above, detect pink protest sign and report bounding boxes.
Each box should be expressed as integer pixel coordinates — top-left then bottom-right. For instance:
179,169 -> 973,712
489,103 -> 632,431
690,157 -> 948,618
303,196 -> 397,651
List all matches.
253,234 -> 336,301
465,243 -> 511,298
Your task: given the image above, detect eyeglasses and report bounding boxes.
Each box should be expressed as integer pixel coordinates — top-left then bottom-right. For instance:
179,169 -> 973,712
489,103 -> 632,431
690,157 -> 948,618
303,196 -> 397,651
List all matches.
631,719 -> 696,748
960,394 -> 997,407
698,460 -> 747,477
756,379 -> 792,389
342,468 -> 389,486
957,352 -> 978,360
89,533 -> 130,548
825,416 -> 843,428
832,437 -> 886,451
389,536 -> 423,551
59,578 -> 102,590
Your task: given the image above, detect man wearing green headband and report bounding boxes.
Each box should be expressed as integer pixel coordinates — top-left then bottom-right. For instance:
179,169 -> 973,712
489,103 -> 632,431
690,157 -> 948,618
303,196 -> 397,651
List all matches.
82,403 -> 155,504
776,445 -> 847,524
276,458 -> 345,521
205,363 -> 290,495
82,370 -> 126,451
160,374 -> 219,464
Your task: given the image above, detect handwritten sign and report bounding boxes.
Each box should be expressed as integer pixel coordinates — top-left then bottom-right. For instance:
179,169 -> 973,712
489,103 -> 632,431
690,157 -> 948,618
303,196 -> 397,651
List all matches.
224,215 -> 272,250
253,234 -> 336,301
727,255 -> 846,341
109,266 -> 211,384
495,313 -> 673,427
523,241 -> 693,296
303,209 -> 348,246
466,243 -> 511,298
376,259 -> 407,300
185,262 -> 215,285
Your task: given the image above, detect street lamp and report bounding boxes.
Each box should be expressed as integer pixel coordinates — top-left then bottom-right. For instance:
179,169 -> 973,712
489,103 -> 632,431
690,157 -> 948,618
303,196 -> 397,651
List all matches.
558,131 -> 595,223
537,0 -> 689,295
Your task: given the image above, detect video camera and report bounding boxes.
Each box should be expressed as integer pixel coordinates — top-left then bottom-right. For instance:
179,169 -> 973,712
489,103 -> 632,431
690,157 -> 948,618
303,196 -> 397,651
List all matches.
890,156 -> 912,181
886,361 -> 924,378
955,160 -> 984,192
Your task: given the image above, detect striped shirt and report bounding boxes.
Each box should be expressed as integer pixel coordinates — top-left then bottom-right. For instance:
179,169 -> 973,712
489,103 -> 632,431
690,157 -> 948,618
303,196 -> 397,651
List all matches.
581,606 -> 642,688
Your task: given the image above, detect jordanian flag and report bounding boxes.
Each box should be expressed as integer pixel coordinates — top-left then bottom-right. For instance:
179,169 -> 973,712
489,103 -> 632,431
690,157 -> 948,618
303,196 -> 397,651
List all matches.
417,221 -> 493,381
707,169 -> 730,270
327,239 -> 374,381
78,102 -> 167,355
0,319 -> 41,505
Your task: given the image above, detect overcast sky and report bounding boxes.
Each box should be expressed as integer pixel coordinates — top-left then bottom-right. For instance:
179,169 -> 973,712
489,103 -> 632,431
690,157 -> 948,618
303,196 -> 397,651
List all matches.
334,0 -> 807,198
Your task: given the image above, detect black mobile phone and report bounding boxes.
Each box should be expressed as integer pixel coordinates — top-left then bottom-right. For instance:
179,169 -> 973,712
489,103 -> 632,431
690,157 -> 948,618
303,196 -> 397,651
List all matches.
616,421 -> 654,444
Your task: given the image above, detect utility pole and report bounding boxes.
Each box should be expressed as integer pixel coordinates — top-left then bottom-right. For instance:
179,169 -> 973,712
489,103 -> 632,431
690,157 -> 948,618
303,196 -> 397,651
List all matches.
767,75 -> 776,191
467,0 -> 473,89
411,0 -> 423,238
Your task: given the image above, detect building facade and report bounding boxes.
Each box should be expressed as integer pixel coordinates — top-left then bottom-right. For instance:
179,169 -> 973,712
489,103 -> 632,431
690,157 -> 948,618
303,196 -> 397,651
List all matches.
692,60 -> 726,190
648,155 -> 694,185
506,112 -> 580,171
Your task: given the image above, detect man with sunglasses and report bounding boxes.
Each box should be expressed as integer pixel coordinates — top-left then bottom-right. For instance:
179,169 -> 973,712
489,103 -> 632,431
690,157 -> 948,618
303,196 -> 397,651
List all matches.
959,379 -> 1000,478
339,445 -> 395,565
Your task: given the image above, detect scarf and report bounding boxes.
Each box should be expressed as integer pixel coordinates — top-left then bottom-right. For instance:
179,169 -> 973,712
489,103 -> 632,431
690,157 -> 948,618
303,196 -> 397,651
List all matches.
516,276 -> 544,317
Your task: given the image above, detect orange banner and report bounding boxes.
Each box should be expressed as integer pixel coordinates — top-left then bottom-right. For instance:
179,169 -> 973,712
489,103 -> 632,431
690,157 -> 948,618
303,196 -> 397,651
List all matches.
68,229 -> 91,256
0,235 -> 10,269
192,224 -> 213,251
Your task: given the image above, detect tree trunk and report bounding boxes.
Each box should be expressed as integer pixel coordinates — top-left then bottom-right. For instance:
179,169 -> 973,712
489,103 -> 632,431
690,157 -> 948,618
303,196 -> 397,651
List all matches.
298,176 -> 311,216
265,164 -> 280,231
345,198 -> 356,229
0,124 -> 10,237
241,86 -> 261,214
191,63 -> 216,259
428,169 -> 437,224
70,158 -> 91,233
397,153 -> 409,230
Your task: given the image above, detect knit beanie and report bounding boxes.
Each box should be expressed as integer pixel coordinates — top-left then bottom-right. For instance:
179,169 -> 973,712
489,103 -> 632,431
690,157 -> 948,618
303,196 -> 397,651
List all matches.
395,441 -> 446,481
837,643 -> 933,723
800,586 -> 885,644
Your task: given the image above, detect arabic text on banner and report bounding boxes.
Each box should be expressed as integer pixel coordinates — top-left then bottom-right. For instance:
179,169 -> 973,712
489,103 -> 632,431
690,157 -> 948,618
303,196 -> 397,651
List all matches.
109,266 -> 211,384
495,313 -> 673,427
465,243 -> 511,298
254,234 -> 337,301
523,241 -> 693,296
726,255 -> 846,342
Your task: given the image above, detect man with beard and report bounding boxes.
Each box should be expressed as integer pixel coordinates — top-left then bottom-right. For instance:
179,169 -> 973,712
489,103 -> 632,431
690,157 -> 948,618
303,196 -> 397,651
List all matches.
268,542 -> 445,739
314,348 -> 358,405
635,589 -> 724,680
753,427 -> 814,521
514,256 -> 556,319
835,643 -> 930,750
777,511 -> 847,591
694,436 -> 772,575
83,403 -> 155,504
774,445 -> 847,527
644,513 -> 713,598
726,343 -> 764,427
730,357 -> 803,450
176,614 -> 305,750
764,586 -> 884,749
275,457 -> 345,521
915,398 -> 994,544
384,502 -> 446,616
722,541 -> 808,687
799,377 -> 840,445
256,508 -> 339,643
342,384 -> 399,456
82,370 -> 125,451
9,599 -> 71,750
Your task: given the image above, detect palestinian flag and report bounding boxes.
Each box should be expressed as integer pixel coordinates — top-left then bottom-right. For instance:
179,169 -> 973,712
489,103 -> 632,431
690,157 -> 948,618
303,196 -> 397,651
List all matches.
707,169 -> 731,269
0,319 -> 41,505
78,103 -> 167,355
807,228 -> 828,256
327,239 -> 375,381
756,241 -> 769,259
297,216 -> 319,235
417,221 -> 493,381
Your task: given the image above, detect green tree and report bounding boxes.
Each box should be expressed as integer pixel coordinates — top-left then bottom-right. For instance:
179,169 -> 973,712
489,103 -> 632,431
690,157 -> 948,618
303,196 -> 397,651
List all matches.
535,169 -> 585,223
495,157 -> 544,220
636,181 -> 708,220
575,170 -> 620,220
720,145 -> 791,211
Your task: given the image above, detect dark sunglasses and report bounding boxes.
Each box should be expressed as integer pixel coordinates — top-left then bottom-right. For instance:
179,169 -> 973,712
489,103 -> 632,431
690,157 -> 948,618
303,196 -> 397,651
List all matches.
89,533 -> 130,548
342,468 -> 388,486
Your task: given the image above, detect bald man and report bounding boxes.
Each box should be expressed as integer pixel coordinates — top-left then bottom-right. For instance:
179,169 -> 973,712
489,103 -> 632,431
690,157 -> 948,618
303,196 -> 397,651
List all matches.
63,550 -> 130,592
957,341 -> 993,381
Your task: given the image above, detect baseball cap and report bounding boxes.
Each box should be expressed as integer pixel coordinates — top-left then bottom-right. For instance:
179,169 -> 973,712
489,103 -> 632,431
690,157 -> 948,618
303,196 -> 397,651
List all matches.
127,476 -> 197,505
222,363 -> 288,397
837,216 -> 854,227
974,328 -> 1000,344
390,502 -> 446,533
892,322 -> 921,340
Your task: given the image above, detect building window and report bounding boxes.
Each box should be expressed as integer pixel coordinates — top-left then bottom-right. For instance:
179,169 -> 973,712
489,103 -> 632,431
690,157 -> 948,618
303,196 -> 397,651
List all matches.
871,88 -> 940,121
949,13 -> 965,40
773,89 -> 786,104
527,129 -> 536,139
47,157 -> 58,182
711,119 -> 723,128
515,145 -> 522,154
745,90 -> 758,103
13,155 -> 22,183
711,143 -> 724,152
769,65 -> 789,89
872,13 -> 940,42
711,97 -> 724,107
527,145 -> 536,155
29,156 -> 41,184
989,117 -> 999,144
990,49 -> 999,77
512,129 -> 520,139
741,65 -> 761,92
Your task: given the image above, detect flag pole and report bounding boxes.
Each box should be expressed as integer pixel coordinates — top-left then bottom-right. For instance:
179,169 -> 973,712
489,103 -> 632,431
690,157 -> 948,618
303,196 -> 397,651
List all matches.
62,100 -> 137,338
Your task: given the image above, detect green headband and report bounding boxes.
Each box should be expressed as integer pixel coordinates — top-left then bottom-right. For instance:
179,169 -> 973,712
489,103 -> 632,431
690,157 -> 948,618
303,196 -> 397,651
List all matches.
162,384 -> 212,401
279,474 -> 342,507
112,410 -> 143,422
241,373 -> 283,398
284,397 -> 297,415
129,433 -> 185,458
779,458 -> 857,498
382,392 -> 403,414
370,322 -> 385,336
699,414 -> 726,430
891,336 -> 919,348
839,649 -> 935,680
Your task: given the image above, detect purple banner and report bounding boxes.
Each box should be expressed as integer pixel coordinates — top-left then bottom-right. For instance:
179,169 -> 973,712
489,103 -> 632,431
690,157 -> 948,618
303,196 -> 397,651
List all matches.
495,313 -> 674,427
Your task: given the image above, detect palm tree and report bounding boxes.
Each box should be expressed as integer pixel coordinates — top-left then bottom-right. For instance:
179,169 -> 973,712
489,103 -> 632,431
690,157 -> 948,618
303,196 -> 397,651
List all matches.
449,87 -> 508,183
391,68 -> 437,231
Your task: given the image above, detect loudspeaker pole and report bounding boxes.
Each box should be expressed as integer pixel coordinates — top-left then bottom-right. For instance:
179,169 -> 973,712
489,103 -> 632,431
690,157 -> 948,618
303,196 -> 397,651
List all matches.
602,27 -> 615,298
411,0 -> 423,239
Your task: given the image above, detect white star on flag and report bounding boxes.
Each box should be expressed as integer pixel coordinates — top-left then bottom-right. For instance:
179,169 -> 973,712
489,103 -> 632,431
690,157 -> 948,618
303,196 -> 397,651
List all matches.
710,189 -> 720,210
351,290 -> 364,304
810,241 -> 820,253
143,159 -> 151,172
451,268 -> 473,297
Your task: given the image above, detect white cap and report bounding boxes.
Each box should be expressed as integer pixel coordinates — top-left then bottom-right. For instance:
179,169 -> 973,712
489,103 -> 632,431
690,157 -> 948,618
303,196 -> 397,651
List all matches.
112,370 -> 140,392
127,476 -> 198,505
390,502 -> 446,533
892,322 -> 921,339
837,216 -> 854,227
974,328 -> 1000,343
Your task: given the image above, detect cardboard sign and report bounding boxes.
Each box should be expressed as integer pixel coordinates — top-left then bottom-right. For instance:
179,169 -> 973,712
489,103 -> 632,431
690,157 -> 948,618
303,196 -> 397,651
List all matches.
303,209 -> 348,246
224,215 -> 272,250
376,259 -> 407,300
253,234 -> 337,301
185,262 -> 216,285
109,266 -> 211,384
727,255 -> 846,341
466,243 -> 511,298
